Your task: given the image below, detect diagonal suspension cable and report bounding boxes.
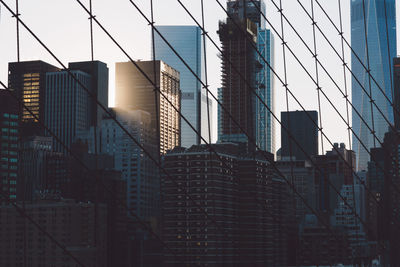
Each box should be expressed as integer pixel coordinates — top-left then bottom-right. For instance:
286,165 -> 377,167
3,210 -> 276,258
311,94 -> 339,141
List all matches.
175,0 -> 393,253
0,82 -> 90,267
173,0 -> 391,254
3,0 -> 390,264
0,78 -> 180,260
75,0 -> 368,255
213,0 -> 400,240
73,0 -> 336,251
0,0 -> 293,255
0,0 -> 368,264
246,0 -> 400,247
273,0 -> 400,218
313,0 -> 400,122
250,0 -> 400,216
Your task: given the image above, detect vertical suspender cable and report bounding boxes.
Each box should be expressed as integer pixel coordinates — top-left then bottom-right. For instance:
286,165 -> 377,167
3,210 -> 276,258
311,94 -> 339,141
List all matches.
362,0 -> 377,148
15,0 -> 20,62
278,0 -> 297,265
88,0 -> 99,262
310,0 -> 324,155
338,0 -> 359,262
14,1 -> 26,265
200,0 -> 211,263
150,0 -> 163,264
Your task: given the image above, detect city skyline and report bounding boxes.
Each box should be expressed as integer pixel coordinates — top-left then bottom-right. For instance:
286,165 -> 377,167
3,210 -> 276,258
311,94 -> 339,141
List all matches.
1,0 -> 400,265
1,0 -> 383,154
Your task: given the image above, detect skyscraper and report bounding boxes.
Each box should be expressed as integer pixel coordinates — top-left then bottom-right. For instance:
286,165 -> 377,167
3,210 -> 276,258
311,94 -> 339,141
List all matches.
281,111 -> 318,161
256,29 -> 275,153
153,26 -> 209,146
200,92 -> 214,143
45,70 -> 91,153
68,61 -> 109,127
218,0 -> 274,153
0,90 -> 19,202
97,109 -> 159,223
115,60 -> 181,154
8,61 -> 60,136
393,57 -> 400,130
351,0 -> 396,171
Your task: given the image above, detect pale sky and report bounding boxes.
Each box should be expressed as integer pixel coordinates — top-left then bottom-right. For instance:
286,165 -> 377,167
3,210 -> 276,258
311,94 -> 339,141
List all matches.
1,0 -> 399,154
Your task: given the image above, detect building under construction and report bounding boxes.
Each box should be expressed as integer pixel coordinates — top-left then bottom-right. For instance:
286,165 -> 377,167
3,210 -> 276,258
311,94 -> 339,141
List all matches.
217,0 -> 275,153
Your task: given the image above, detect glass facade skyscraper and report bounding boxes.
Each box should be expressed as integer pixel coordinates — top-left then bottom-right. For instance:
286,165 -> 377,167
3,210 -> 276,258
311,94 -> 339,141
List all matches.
351,0 -> 396,170
45,70 -> 91,153
256,29 -> 274,153
153,26 -> 205,147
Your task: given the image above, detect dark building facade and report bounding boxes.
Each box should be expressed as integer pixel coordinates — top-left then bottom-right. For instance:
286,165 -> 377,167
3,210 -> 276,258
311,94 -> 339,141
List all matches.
45,70 -> 91,153
0,90 -> 19,202
18,136 -> 54,201
281,110 -> 318,161
45,141 -> 131,266
162,143 -> 292,266
367,147 -> 385,242
394,57 -> 400,130
115,60 -> 181,154
299,214 -> 351,265
0,199 -> 108,267
379,129 -> 400,265
7,61 -> 59,136
68,61 -> 109,127
276,159 -> 317,222
315,143 -> 355,214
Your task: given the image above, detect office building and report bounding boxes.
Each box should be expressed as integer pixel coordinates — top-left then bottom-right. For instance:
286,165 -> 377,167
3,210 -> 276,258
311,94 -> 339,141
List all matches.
393,57 -> 400,130
0,199 -> 107,266
276,159 -> 316,222
200,92 -> 214,143
162,143 -> 292,266
333,176 -> 368,259
8,61 -> 60,136
351,0 -> 397,171
69,61 -> 109,126
281,111 -> 318,161
315,143 -> 356,214
255,29 -> 275,153
379,129 -> 400,265
115,60 -> 181,154
18,136 -> 53,201
367,148 -> 385,241
299,214 -> 351,265
45,70 -> 91,153
97,109 -> 159,223
77,109 -> 161,265
154,25 -> 211,146
0,90 -> 19,202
